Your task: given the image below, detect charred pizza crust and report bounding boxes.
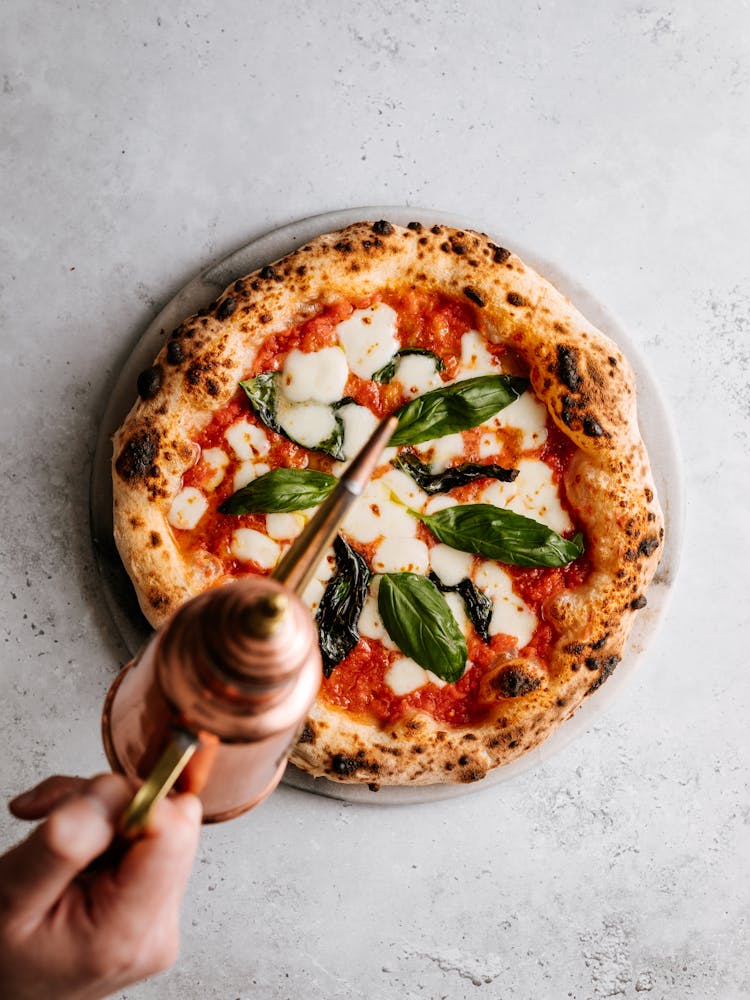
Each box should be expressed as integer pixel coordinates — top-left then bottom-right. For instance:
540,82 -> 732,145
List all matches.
112,220 -> 663,785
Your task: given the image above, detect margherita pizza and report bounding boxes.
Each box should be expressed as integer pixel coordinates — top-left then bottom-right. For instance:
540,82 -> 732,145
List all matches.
112,220 -> 663,785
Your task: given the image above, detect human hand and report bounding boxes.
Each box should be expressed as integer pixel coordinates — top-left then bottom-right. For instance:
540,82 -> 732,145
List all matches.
0,773 -> 202,1000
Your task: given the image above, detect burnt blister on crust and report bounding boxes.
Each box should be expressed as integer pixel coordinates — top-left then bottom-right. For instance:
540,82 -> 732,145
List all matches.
115,429 -> 160,482
330,752 -> 379,777
491,664 -> 542,698
490,243 -> 511,264
216,296 -> 237,321
556,344 -> 581,391
463,286 -> 486,307
372,220 -> 394,236
137,365 -> 162,400
166,340 -> 184,365
587,656 -> 620,693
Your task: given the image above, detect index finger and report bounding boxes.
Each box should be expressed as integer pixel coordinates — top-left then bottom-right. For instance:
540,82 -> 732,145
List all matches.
93,793 -> 202,927
0,774 -> 132,928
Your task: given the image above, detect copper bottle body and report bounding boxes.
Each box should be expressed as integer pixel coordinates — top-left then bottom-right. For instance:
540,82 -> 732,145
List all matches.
101,578 -> 321,822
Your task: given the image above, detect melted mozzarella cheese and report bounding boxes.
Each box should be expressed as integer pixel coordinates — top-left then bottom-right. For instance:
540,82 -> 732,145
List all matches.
343,478 -> 418,544
424,495 -> 458,515
233,461 -> 270,492
479,459 -> 573,534
200,447 -> 229,490
276,396 -> 337,450
337,402 -> 379,461
460,330 -> 498,375
478,431 -> 501,459
473,562 -> 537,647
230,528 -> 280,570
336,303 -> 399,378
384,656 -> 428,696
372,537 -> 430,574
414,432 -> 466,473
265,513 -> 304,540
311,546 -> 336,583
377,467 -> 428,509
168,487 -> 208,531
302,577 -> 326,614
394,353 -> 444,398
489,392 -> 549,451
225,419 -> 270,460
430,544 -> 474,587
358,583 -> 398,650
444,592 -> 469,638
280,347 -> 348,403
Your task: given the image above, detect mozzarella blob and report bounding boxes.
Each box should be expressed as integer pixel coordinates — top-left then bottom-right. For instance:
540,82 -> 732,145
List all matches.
394,353 -> 444,398
168,487 -> 208,531
225,419 -> 270,460
473,562 -> 537,647
460,330 -> 498,375
280,347 -> 348,403
275,396 -> 338,450
384,656 -> 429,696
200,447 -> 230,490
490,392 -> 549,451
337,402 -> 379,461
233,461 -> 270,492
430,544 -> 474,587
230,528 -> 280,570
343,479 -> 418,544
479,459 -> 573,534
372,537 -> 430,575
413,432 -> 466,473
265,513 -> 304,540
336,303 -> 399,378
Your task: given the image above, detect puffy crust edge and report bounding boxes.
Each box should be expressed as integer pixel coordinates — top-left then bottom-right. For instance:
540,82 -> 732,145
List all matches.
112,220 -> 664,785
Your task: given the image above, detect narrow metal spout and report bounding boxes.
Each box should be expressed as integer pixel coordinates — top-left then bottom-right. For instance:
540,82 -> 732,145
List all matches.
272,413 -> 398,596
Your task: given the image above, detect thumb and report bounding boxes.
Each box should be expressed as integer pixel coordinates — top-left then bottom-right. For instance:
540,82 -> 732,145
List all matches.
0,774 -> 131,928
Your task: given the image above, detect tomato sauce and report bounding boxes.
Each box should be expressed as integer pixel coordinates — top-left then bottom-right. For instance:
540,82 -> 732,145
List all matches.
173,289 -> 590,729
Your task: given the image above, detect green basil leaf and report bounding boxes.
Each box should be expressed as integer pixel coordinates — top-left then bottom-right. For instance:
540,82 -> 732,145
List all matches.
429,572 -> 492,643
372,348 -> 446,384
239,372 -> 282,433
388,374 -> 528,446
392,451 -> 519,495
239,373 -> 345,460
218,468 -> 337,515
378,573 -> 467,683
417,504 -> 584,567
315,536 -> 371,678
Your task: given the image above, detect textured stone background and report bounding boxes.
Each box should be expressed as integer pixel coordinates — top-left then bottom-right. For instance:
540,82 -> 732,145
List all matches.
1,1 -> 748,998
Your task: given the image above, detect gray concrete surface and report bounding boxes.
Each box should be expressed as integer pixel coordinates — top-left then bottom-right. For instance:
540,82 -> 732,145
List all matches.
1,2 -> 748,997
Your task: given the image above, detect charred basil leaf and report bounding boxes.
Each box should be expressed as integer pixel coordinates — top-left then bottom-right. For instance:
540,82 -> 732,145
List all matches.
388,374 -> 528,447
372,348 -> 446,384
315,536 -> 371,678
417,504 -> 584,567
378,573 -> 467,682
239,373 -> 345,459
392,451 -> 519,495
219,468 -> 336,515
429,572 -> 492,643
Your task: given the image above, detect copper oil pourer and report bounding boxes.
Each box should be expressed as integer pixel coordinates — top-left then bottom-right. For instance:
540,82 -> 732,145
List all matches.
103,414 -> 397,833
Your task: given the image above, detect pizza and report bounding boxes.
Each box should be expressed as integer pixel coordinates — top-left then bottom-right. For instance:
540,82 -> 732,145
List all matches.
112,220 -> 663,786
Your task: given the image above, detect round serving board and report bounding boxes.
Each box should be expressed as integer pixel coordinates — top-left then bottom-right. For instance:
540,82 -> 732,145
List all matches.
90,206 -> 684,805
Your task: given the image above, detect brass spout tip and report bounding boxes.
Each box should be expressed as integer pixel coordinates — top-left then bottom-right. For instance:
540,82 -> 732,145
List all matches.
240,591 -> 290,638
